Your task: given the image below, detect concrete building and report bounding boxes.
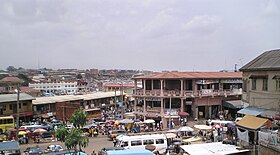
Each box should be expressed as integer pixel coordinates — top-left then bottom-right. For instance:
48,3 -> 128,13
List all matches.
0,93 -> 34,122
132,72 -> 242,128
29,81 -> 79,95
240,49 -> 280,113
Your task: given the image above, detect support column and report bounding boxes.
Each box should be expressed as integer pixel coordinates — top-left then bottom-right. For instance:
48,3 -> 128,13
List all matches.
151,80 -> 154,91
134,79 -> 137,94
160,80 -> 163,96
143,98 -> 146,120
134,98 -> 137,112
143,80 -> 146,95
193,80 -> 197,95
209,105 -> 212,119
181,98 -> 184,112
161,98 -> 164,114
180,79 -> 184,96
195,106 -> 198,119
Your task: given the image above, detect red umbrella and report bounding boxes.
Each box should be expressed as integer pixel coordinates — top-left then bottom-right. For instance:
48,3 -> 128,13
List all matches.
212,124 -> 223,129
33,128 -> 47,133
179,112 -> 189,117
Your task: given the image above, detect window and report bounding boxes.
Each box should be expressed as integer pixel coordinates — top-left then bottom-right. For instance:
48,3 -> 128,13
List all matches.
19,103 -> 21,109
252,79 -> 256,90
122,141 -> 128,147
144,139 -> 154,145
131,140 -> 142,146
263,79 -> 268,91
156,139 -> 164,144
9,104 -> 12,110
276,80 -> 280,91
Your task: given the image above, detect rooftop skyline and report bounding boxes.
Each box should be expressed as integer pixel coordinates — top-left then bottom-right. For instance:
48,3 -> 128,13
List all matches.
0,0 -> 279,72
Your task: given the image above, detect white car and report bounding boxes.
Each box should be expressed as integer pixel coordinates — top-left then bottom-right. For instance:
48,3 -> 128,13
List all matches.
45,145 -> 64,153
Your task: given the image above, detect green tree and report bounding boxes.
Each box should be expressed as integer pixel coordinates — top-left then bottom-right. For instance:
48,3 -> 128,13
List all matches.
70,110 -> 88,129
17,74 -> 31,86
6,66 -> 17,72
55,110 -> 89,153
76,74 -> 83,79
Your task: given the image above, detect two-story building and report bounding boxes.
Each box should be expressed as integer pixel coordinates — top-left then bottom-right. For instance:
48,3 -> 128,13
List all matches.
132,72 -> 242,128
239,49 -> 280,119
0,93 -> 34,122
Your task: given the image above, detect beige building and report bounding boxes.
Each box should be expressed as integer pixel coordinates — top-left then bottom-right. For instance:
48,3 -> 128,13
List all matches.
132,72 -> 242,128
240,49 -> 280,111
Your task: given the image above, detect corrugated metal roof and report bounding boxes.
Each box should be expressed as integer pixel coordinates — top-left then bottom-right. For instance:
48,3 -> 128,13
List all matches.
133,72 -> 242,79
0,93 -> 34,103
237,107 -> 267,116
240,49 -> 280,71
236,115 -> 268,130
33,91 -> 124,105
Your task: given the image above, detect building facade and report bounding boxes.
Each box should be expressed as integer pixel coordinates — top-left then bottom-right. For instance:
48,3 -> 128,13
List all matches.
132,72 -> 242,128
29,81 -> 79,95
0,93 -> 34,122
240,49 -> 280,113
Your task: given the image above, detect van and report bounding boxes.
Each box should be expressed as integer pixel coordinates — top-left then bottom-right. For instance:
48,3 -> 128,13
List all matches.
116,134 -> 167,154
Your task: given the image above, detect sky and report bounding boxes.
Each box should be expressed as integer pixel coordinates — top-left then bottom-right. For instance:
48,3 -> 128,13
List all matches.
0,0 -> 279,72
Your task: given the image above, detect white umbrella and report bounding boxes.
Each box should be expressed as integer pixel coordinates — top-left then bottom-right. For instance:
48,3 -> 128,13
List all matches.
177,126 -> 194,132
119,119 -> 134,124
167,129 -> 177,133
194,125 -> 212,130
165,133 -> 176,138
144,119 -> 155,123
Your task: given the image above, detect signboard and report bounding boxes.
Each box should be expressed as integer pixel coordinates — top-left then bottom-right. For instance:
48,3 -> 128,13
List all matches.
146,98 -> 161,101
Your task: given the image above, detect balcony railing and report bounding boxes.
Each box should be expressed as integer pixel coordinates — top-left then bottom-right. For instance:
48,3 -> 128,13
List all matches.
135,89 -> 242,97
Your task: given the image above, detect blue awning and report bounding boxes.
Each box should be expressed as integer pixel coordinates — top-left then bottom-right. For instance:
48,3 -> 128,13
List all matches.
237,107 -> 267,116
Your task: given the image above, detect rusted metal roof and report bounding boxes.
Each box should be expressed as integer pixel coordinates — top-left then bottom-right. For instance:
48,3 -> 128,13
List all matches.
0,76 -> 24,83
132,72 -> 242,79
240,49 -> 280,71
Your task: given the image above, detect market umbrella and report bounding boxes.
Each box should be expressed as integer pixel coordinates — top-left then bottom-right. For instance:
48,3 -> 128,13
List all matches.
165,133 -> 176,138
119,119 -> 134,124
167,129 -> 177,133
18,131 -> 27,135
194,125 -> 212,130
212,124 -> 223,129
178,111 -> 189,117
144,119 -> 155,123
177,126 -> 194,132
33,128 -> 47,133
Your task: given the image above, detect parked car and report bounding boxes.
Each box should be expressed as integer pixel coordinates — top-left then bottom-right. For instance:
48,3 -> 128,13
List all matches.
44,144 -> 64,153
108,130 -> 127,140
24,146 -> 43,155
98,147 -> 124,155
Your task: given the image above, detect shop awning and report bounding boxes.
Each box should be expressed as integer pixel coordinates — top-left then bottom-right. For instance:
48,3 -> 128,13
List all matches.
223,100 -> 249,109
237,107 -> 267,116
249,75 -> 268,79
236,115 -> 268,130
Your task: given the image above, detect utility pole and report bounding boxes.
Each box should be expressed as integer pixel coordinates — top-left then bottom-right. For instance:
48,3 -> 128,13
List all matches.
15,84 -> 20,141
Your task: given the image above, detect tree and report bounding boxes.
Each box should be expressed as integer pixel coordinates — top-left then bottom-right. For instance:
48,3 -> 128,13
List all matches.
55,110 -> 89,153
76,74 -> 83,79
17,74 -> 31,86
70,110 -> 88,129
6,66 -> 17,72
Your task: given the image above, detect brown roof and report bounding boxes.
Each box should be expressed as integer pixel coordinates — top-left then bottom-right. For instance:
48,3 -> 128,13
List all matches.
133,72 -> 242,79
240,49 -> 280,71
19,86 -> 41,93
0,76 -> 24,83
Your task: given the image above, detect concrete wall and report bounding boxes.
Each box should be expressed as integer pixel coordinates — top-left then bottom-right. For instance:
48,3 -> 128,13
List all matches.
259,144 -> 280,155
242,71 -> 280,110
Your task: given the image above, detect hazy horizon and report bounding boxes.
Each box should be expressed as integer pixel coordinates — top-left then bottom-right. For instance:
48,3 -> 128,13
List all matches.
0,0 -> 279,72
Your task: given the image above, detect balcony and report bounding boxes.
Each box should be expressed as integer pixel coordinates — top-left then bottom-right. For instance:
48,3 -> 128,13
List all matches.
134,88 -> 242,98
